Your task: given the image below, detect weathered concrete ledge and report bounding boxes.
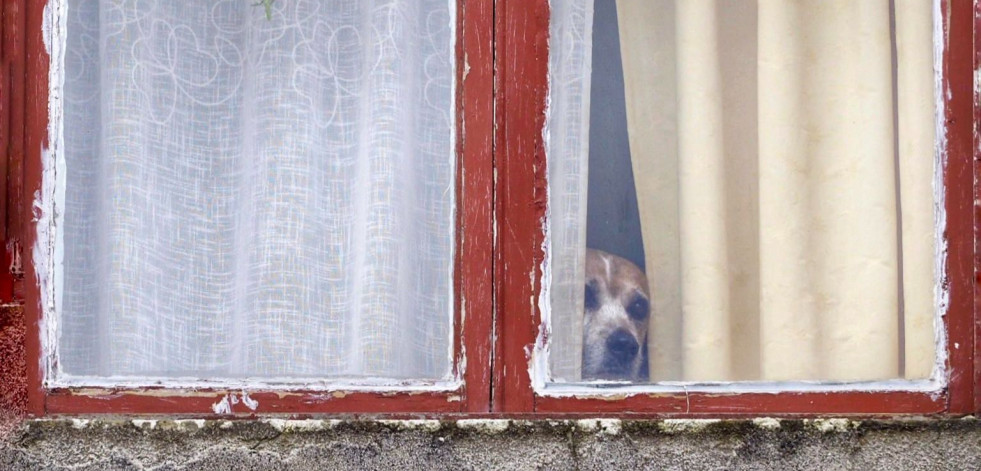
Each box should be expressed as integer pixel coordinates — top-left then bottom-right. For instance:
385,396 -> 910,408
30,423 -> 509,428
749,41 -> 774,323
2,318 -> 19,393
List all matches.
1,417 -> 979,470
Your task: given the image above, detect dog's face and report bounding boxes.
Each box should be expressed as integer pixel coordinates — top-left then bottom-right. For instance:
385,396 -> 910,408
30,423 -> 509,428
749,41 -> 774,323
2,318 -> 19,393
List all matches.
582,248 -> 650,381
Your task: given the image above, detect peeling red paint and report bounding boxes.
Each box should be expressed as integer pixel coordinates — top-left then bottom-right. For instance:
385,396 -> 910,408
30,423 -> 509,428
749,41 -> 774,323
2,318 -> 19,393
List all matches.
972,0 -> 981,415
493,0 -> 551,414
0,0 -> 28,423
456,0 -> 495,414
940,0 -> 976,415
0,0 -> 978,419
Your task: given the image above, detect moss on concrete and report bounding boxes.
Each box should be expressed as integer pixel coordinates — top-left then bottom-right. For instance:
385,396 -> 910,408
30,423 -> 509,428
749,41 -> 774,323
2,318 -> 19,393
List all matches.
1,417 -> 979,470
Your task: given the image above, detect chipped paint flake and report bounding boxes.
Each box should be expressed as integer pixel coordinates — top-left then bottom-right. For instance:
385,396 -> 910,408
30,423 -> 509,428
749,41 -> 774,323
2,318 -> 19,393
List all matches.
211,392 -> 257,414
240,392 -> 259,411
211,395 -> 233,415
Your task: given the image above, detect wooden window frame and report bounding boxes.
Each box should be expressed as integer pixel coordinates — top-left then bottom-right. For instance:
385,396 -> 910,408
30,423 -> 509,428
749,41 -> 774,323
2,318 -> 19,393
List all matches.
3,0 -> 495,417
493,0 -> 979,417
0,0 -> 977,418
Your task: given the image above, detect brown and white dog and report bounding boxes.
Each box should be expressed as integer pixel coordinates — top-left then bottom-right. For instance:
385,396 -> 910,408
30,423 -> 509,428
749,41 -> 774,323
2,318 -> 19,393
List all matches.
582,248 -> 650,381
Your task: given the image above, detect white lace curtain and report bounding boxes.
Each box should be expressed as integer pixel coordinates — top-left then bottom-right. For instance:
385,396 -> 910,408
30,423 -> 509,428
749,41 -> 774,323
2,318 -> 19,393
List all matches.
59,0 -> 455,382
549,0 -> 937,382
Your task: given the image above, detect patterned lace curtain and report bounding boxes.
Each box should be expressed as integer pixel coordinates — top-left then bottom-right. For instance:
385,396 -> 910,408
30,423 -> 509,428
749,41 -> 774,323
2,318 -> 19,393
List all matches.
547,0 -> 594,382
58,0 -> 455,382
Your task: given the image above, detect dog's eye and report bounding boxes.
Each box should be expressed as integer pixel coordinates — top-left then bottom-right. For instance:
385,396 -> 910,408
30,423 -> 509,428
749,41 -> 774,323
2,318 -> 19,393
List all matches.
627,296 -> 649,321
584,282 -> 599,311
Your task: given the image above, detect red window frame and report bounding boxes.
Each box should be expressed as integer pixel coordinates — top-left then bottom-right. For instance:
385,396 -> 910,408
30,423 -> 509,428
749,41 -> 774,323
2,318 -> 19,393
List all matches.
3,0 -> 495,416
493,0 -> 978,417
0,0 -> 977,418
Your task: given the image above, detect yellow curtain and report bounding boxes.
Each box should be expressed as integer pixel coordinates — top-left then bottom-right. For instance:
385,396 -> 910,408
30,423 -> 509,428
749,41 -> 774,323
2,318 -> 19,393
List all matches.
615,0 -> 936,382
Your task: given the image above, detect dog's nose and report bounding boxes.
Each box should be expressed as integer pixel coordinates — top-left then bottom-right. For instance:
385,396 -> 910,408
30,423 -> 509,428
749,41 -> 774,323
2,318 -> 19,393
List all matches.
606,329 -> 639,360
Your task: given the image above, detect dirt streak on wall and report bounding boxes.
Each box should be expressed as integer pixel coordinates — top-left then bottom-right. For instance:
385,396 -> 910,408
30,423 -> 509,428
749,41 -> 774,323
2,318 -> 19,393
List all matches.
0,303 -> 27,438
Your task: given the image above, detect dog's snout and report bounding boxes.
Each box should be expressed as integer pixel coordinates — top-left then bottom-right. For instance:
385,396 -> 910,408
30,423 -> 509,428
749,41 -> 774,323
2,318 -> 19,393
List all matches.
605,329 -> 639,360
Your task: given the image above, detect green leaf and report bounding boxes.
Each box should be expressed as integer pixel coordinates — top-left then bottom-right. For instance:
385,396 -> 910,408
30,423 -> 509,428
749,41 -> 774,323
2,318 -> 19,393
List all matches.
254,0 -> 274,20
264,0 -> 273,20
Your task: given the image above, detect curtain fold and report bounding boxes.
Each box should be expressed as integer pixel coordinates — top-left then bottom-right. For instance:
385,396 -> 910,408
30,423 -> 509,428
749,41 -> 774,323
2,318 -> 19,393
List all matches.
674,0 -> 733,381
550,0 -> 936,383
613,0 -> 681,381
60,0 -> 455,381
895,0 -> 938,380
757,0 -> 901,381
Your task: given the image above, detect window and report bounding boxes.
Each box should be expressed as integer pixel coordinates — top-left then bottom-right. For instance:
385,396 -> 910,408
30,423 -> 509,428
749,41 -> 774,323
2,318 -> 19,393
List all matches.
10,0 -> 494,415
1,0 -> 975,417
493,0 -> 976,415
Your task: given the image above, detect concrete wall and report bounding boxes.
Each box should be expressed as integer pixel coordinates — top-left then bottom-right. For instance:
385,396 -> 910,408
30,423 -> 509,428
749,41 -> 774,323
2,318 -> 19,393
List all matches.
1,417 -> 979,470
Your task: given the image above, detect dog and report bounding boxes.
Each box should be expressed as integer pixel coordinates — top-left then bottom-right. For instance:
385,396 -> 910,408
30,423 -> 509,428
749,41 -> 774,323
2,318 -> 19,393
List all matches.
582,248 -> 651,381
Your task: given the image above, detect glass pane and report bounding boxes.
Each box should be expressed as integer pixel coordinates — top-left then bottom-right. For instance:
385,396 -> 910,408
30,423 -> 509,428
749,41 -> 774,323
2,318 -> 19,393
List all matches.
547,0 -> 937,384
57,0 -> 456,382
